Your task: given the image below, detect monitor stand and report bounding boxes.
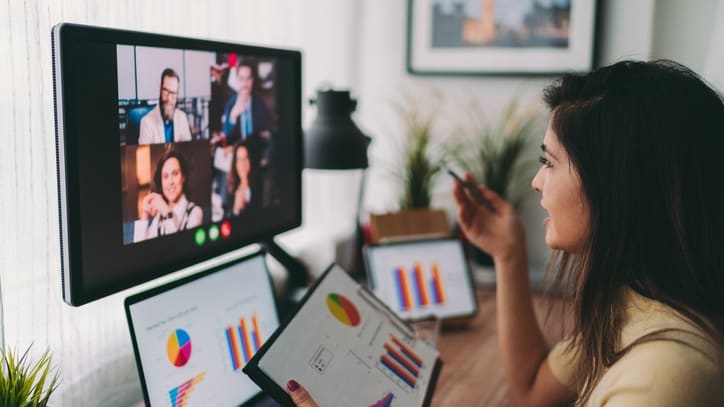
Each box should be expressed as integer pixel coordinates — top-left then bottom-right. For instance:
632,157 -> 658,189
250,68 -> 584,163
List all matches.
262,238 -> 308,318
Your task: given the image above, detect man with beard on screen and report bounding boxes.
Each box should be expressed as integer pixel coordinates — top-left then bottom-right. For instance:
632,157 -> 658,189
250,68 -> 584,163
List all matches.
139,68 -> 192,144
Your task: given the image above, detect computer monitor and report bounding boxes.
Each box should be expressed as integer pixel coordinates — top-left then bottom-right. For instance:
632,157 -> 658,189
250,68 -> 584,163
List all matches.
125,250 -> 279,407
52,23 -> 302,305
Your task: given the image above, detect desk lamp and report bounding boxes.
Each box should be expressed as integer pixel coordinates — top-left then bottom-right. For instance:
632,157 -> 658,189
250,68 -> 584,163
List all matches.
305,88 -> 371,275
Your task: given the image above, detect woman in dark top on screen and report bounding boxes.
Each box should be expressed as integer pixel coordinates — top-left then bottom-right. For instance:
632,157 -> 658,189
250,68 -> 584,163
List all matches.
225,142 -> 259,216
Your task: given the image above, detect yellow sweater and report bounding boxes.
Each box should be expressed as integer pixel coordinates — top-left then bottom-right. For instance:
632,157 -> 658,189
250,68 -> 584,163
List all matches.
547,289 -> 724,406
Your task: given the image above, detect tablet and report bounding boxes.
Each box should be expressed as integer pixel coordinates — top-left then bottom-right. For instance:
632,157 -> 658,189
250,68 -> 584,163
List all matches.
125,250 -> 279,406
363,238 -> 478,322
243,265 -> 442,407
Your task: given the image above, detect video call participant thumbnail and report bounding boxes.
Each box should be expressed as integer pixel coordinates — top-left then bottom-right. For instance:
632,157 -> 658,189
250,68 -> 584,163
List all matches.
134,149 -> 202,242
139,68 -> 192,144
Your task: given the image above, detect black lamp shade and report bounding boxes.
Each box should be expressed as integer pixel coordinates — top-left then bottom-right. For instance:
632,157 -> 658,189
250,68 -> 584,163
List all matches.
305,89 -> 370,169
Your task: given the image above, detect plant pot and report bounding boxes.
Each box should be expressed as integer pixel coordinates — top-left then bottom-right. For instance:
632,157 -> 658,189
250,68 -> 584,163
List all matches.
369,208 -> 450,244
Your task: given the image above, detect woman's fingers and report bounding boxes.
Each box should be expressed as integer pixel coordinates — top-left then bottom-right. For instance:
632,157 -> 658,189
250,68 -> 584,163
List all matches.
286,380 -> 319,407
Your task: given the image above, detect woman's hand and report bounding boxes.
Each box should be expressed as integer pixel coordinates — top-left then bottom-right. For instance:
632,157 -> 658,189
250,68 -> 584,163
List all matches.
230,96 -> 250,123
141,193 -> 169,220
286,380 -> 319,407
453,173 -> 525,264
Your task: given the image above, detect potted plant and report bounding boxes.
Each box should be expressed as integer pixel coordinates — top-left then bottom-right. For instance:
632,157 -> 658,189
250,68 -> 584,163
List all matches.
0,345 -> 60,407
370,92 -> 455,243
395,93 -> 447,210
453,99 -> 541,265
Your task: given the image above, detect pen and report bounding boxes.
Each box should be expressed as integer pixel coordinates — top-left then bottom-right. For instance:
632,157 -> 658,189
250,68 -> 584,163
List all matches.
447,168 -> 497,213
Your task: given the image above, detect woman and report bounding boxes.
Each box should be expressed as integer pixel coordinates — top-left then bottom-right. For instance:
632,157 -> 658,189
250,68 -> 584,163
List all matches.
135,150 -> 203,240
286,60 -> 724,406
226,142 -> 257,215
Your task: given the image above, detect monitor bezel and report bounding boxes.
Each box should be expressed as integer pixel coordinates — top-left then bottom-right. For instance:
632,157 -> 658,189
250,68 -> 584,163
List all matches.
124,249 -> 279,407
52,23 -> 303,306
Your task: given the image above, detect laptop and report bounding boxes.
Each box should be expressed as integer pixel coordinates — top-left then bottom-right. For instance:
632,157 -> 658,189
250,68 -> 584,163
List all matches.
125,250 -> 280,406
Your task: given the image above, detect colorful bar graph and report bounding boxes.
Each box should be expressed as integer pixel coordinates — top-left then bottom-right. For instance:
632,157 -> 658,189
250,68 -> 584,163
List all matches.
379,334 -> 424,388
390,334 -> 423,367
240,318 -> 252,363
393,263 -> 446,311
431,262 -> 445,305
395,267 -> 413,311
168,371 -> 206,407
224,313 -> 264,370
384,343 -> 419,377
225,327 -> 242,370
413,263 -> 430,307
370,392 -> 394,407
252,312 -> 263,351
380,355 -> 416,388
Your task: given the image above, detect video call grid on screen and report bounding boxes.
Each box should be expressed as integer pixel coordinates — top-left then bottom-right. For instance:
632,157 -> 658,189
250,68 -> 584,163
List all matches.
52,24 -> 302,305
364,239 -> 478,321
118,46 -> 284,245
125,252 -> 280,407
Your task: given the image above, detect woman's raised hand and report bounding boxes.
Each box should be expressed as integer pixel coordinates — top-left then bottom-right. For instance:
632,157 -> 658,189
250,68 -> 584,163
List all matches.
453,173 -> 526,265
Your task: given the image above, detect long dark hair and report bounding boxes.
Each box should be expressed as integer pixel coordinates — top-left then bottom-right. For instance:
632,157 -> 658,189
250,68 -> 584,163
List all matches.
543,60 -> 724,404
227,142 -> 254,194
153,149 -> 191,202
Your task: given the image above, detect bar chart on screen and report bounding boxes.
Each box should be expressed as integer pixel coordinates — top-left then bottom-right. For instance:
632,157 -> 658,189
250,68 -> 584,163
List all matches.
168,371 -> 206,407
393,262 -> 446,312
223,312 -> 265,370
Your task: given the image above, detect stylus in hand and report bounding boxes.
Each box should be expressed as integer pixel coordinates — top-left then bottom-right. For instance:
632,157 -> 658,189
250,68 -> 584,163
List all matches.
447,168 -> 497,213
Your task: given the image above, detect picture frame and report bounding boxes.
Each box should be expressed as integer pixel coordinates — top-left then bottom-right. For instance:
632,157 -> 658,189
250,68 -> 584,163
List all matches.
407,0 -> 598,75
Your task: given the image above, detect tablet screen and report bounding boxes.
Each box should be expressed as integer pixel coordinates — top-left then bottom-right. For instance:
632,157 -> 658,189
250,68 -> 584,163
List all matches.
364,239 -> 477,321
125,252 -> 279,406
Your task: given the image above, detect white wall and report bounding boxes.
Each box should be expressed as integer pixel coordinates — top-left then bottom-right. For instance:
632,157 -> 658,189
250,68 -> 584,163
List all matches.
3,0 -> 721,405
353,0 -> 655,270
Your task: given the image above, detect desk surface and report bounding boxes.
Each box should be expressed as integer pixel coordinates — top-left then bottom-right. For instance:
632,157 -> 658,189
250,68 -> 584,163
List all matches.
132,287 -> 570,407
431,287 -> 571,406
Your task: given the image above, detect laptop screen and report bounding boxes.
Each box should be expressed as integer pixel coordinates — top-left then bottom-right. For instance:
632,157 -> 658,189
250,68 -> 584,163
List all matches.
125,251 -> 279,406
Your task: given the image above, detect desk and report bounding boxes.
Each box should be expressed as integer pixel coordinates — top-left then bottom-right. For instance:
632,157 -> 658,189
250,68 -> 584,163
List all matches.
131,288 -> 570,407
430,287 -> 572,406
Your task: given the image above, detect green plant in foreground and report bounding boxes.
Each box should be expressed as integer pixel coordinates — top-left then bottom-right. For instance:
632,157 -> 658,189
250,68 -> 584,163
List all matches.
0,346 -> 60,407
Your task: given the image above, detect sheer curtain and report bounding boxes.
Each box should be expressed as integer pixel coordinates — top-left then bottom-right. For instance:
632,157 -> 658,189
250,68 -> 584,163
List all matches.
0,1 -> 361,405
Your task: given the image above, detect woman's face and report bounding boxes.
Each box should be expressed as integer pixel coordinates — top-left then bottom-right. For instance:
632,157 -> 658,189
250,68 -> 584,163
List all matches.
161,157 -> 185,204
235,146 -> 250,178
531,119 -> 589,252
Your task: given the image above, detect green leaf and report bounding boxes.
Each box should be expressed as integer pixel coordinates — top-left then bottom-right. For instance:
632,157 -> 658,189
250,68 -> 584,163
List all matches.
1,345 -> 60,407
451,98 -> 543,208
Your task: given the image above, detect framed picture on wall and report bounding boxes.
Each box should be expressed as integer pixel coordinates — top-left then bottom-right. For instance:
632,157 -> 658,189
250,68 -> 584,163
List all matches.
407,0 -> 597,75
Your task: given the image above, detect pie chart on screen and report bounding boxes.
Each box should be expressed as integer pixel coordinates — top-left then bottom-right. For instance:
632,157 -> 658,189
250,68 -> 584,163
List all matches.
167,329 -> 192,367
326,293 -> 361,327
